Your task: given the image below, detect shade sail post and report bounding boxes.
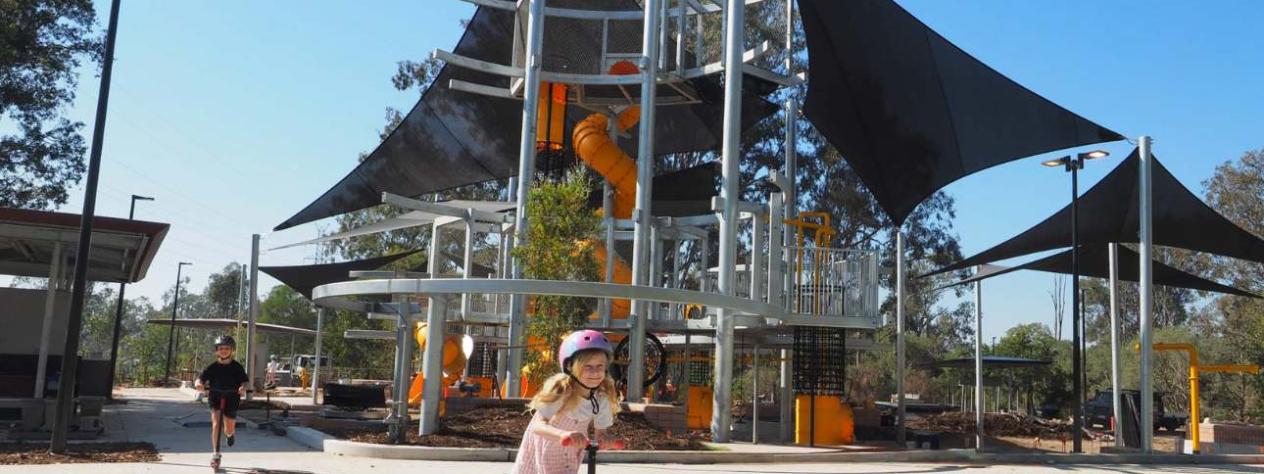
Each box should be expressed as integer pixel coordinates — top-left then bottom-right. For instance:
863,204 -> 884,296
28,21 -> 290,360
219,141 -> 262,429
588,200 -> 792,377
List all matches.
711,0 -> 743,443
896,230 -> 906,445
35,242 -> 64,398
628,0 -> 663,401
312,307 -> 323,405
246,235 -> 260,400
974,265 -> 983,451
506,0 -> 547,398
1139,135 -> 1155,453
1109,243 -> 1122,443
420,296 -> 446,436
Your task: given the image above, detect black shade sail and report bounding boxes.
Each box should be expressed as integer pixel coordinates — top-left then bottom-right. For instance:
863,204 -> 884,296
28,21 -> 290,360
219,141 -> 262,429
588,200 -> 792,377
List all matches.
940,245 -> 1258,299
275,2 -> 777,231
928,149 -> 1264,276
798,0 -> 1124,224
259,250 -> 421,300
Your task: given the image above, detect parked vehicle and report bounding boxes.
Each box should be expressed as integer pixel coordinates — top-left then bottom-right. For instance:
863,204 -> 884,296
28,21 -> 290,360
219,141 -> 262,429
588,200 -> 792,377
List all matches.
1086,389 -> 1187,432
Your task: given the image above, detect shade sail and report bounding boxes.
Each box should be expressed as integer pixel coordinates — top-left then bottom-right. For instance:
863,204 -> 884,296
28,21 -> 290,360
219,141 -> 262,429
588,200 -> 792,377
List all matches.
147,318 -> 317,337
940,245 -> 1257,299
928,149 -> 1264,276
272,200 -> 516,251
258,250 -> 420,299
798,0 -> 1123,225
275,2 -> 777,231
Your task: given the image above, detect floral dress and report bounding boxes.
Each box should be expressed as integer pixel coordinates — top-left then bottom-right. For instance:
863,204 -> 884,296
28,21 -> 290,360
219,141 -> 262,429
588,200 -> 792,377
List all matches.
510,395 -> 614,474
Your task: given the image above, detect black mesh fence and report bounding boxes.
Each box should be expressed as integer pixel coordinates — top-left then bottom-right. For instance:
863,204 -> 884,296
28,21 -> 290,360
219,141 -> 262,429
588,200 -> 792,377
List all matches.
792,327 -> 847,396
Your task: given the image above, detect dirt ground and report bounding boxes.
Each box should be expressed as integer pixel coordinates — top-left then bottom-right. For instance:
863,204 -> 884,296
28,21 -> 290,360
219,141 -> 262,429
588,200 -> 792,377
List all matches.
306,407 -> 706,450
0,442 -> 160,465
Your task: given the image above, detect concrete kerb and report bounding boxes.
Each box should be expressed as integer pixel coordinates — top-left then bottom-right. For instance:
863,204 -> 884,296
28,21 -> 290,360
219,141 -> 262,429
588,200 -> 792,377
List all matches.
320,439 -> 1264,465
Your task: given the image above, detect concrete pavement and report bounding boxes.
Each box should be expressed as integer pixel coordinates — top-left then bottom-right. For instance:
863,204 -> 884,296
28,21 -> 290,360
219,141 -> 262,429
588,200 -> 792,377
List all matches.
3,389 -> 1262,473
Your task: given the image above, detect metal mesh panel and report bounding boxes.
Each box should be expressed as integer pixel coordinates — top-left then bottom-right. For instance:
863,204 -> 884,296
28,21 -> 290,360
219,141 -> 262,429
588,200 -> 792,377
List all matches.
467,341 -> 497,377
792,327 -> 846,396
687,349 -> 712,386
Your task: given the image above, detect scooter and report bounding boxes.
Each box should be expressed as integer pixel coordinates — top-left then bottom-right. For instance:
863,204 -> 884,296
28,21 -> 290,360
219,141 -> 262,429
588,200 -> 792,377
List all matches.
206,388 -> 239,472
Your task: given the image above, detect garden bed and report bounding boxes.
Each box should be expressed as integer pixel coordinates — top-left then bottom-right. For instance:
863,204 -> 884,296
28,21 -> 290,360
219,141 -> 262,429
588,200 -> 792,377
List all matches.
0,442 -> 159,465
306,407 -> 706,450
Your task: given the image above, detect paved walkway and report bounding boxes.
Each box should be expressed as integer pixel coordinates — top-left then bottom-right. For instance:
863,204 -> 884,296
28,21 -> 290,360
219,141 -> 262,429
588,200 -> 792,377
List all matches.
3,389 -> 1262,474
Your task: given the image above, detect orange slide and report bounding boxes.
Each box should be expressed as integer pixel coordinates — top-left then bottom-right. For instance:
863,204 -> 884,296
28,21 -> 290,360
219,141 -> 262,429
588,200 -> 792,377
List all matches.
407,323 -> 467,407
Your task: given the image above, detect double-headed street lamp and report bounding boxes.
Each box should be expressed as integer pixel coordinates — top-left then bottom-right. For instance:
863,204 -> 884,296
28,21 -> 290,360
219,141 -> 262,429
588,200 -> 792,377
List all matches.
163,261 -> 193,385
106,195 -> 153,398
1042,149 -> 1109,453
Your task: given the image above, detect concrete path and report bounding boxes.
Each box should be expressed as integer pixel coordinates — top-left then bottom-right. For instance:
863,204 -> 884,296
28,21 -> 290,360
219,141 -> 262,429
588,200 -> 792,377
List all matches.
3,389 -> 1262,474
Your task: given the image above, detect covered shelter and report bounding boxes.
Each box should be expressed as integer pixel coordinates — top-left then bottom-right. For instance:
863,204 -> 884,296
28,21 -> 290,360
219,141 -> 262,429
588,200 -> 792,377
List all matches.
917,356 -> 1053,414
0,207 -> 167,432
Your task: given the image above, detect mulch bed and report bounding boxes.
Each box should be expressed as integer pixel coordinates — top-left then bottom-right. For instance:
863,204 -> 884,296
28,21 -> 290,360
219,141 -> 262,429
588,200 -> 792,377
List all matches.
309,407 -> 705,450
906,412 -> 1073,438
0,442 -> 160,465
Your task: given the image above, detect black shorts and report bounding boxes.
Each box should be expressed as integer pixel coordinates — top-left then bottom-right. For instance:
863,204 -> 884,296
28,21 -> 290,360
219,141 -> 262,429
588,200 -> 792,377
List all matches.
208,391 -> 241,418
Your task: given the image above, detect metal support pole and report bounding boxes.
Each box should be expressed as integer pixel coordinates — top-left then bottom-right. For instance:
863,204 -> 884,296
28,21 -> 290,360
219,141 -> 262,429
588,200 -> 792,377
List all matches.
420,296 -> 447,435
463,212 -> 476,317
750,212 -> 764,303
246,234 -> 260,400
627,0 -> 663,400
1138,135 -> 1155,452
389,294 -> 410,442
1070,160 -> 1083,453
784,0 -> 793,74
767,192 -> 784,310
36,243 -> 64,398
896,231 -> 906,445
601,181 -> 615,326
1108,243 -> 1122,443
974,266 -> 984,451
507,0 -> 547,398
780,348 -> 792,442
312,308 -> 323,404
49,0 -> 120,453
711,0 -> 743,443
752,345 -> 759,444
107,195 -> 150,398
163,262 -> 189,385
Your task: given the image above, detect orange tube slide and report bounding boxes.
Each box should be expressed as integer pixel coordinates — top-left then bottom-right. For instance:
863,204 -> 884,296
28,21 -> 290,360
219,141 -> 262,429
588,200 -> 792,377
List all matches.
572,106 -> 641,219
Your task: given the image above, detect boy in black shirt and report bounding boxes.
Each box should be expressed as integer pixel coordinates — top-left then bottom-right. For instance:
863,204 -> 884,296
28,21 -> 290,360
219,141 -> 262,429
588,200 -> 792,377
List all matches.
195,335 -> 248,469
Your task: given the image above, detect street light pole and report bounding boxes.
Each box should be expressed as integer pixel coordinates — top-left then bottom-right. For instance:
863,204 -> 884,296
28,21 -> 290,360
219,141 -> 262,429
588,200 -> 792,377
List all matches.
1042,149 -> 1108,454
106,195 -> 152,399
163,262 -> 192,385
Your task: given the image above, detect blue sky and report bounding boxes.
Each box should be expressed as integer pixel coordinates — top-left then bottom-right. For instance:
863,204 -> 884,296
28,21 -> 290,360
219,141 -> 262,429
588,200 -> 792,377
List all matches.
48,1 -> 1264,343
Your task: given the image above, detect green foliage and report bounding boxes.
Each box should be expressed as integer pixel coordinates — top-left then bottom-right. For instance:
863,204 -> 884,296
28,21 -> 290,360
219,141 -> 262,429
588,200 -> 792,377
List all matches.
511,168 -> 601,386
0,0 -> 101,209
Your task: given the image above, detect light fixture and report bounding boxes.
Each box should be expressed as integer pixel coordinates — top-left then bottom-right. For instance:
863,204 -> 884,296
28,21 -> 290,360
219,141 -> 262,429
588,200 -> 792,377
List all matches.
1042,157 -> 1067,167
1079,150 -> 1109,160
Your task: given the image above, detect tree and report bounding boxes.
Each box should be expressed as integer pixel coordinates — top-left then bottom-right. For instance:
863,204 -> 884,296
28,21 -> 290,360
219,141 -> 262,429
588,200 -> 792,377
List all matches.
204,263 -> 248,319
0,0 -> 101,209
994,323 -> 1070,415
511,168 -> 601,386
259,285 -> 317,356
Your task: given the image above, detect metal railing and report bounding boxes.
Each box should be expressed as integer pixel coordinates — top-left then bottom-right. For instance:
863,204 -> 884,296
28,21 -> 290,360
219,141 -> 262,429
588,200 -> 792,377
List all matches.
783,246 -> 878,322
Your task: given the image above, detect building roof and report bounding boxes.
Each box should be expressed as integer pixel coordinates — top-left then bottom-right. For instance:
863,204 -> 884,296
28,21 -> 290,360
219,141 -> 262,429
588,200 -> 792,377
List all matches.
0,207 -> 168,283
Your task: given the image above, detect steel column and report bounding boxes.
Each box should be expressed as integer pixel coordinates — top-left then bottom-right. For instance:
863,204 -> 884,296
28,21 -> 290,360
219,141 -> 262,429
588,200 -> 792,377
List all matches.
896,231 -> 906,445
420,296 -> 447,435
312,308 -> 323,404
1109,243 -> 1122,443
627,0 -> 663,401
601,180 -> 615,326
974,266 -> 984,451
711,0 -> 744,443
507,0 -> 547,398
35,243 -> 64,398
246,234 -> 260,399
1139,136 -> 1155,452
752,345 -> 760,444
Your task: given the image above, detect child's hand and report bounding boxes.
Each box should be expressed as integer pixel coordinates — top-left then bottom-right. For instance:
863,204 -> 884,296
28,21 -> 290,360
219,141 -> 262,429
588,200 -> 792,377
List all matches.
559,431 -> 586,447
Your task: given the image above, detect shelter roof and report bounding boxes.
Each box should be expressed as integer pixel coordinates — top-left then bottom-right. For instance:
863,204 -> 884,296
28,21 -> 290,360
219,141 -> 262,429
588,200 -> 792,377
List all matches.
146,318 -> 316,337
917,355 -> 1051,370
798,0 -> 1123,224
0,207 -> 168,283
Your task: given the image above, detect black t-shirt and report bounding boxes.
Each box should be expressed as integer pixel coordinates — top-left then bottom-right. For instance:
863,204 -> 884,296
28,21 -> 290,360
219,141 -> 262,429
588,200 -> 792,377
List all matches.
199,360 -> 248,391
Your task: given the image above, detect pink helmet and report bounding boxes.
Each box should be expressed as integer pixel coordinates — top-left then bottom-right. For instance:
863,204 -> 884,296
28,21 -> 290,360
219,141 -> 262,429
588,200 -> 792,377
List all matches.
558,330 -> 613,371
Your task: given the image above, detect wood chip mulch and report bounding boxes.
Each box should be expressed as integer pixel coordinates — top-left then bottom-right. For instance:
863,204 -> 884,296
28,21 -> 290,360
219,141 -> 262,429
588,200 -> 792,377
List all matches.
309,407 -> 706,450
906,412 -> 1073,438
0,442 -> 160,465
